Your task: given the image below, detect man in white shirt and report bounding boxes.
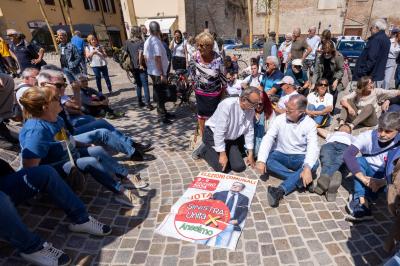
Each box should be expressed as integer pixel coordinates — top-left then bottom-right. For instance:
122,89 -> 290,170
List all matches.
304,26 -> 321,75
275,76 -> 298,114
343,112 -> 400,222
15,68 -> 39,115
192,87 -> 260,173
241,63 -> 263,89
256,94 -> 319,207
143,21 -> 172,124
226,71 -> 243,96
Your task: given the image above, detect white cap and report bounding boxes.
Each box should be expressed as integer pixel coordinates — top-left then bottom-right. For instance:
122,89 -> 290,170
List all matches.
292,59 -> 303,66
6,29 -> 20,36
277,76 -> 295,85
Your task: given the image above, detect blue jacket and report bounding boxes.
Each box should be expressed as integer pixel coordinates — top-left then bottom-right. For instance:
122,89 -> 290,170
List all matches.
71,35 -> 85,55
213,190 -> 249,231
353,31 -> 390,81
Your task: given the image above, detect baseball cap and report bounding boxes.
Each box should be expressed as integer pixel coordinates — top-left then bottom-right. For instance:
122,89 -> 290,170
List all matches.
392,27 -> 400,34
277,76 -> 295,85
292,59 -> 303,67
6,29 -> 20,36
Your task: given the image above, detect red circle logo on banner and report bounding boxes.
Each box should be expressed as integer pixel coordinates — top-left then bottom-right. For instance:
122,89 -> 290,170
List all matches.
174,199 -> 231,240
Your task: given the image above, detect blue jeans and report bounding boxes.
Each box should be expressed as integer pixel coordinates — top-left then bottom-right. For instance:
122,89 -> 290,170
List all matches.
0,165 -> 88,253
132,69 -> 150,104
70,114 -> 96,128
92,65 -> 112,93
73,118 -> 116,135
353,157 -> 385,201
307,104 -> 331,126
266,151 -> 319,195
74,128 -> 135,156
63,68 -> 80,84
388,104 -> 400,113
319,142 -> 348,177
60,146 -> 125,193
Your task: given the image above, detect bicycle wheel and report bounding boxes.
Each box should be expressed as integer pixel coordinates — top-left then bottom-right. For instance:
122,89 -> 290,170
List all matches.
126,70 -> 135,84
237,59 -> 248,73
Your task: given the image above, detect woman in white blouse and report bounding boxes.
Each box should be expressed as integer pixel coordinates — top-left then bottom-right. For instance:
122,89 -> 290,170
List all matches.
306,78 -> 333,127
278,33 -> 292,72
383,29 -> 400,90
169,30 -> 186,71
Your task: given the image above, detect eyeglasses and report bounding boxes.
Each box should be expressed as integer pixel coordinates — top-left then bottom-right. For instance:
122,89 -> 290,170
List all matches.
319,83 -> 329,87
245,97 -> 259,108
46,82 -> 66,89
293,65 -> 302,69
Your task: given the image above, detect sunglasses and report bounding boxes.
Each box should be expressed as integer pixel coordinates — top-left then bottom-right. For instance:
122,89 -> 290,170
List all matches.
245,97 -> 259,108
319,83 -> 329,87
46,82 -> 66,89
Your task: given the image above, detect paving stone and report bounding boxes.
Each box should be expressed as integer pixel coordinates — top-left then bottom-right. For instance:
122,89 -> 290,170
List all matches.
146,256 -> 162,266
261,244 -> 276,256
289,236 -> 305,248
196,251 -> 211,264
131,252 -> 148,264
180,246 -> 196,258
273,239 -> 290,251
244,241 -> 259,253
325,243 -> 342,256
113,250 -> 132,264
228,252 -> 244,264
258,232 -> 273,243
213,248 -> 227,260
306,239 -> 324,252
314,252 -> 333,265
163,256 -> 179,266
334,256 -> 353,266
278,250 -> 295,264
294,248 -> 310,261
164,243 -> 180,255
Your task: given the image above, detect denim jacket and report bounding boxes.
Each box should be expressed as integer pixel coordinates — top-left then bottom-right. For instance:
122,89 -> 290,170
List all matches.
59,42 -> 81,73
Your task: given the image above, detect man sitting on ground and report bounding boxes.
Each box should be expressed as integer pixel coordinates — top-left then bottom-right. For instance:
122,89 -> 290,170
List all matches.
242,62 -> 263,89
256,94 -> 319,208
259,56 -> 284,97
274,76 -> 299,114
343,112 -> 400,222
192,87 -> 260,173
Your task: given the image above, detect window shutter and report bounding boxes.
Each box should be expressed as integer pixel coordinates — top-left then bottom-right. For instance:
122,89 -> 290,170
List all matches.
110,0 -> 116,13
94,0 -> 100,11
83,0 -> 89,10
44,0 -> 55,5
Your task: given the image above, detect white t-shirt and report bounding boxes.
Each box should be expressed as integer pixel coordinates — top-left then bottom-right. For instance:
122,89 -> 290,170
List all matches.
226,79 -> 243,96
353,130 -> 398,171
326,131 -> 355,146
86,45 -> 107,67
306,35 -> 321,60
277,90 -> 299,109
307,92 -> 333,108
143,35 -> 169,76
242,74 -> 263,88
171,40 -> 186,58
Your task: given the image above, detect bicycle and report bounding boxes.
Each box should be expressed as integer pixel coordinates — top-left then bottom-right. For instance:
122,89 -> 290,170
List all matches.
168,69 -> 195,110
232,53 -> 248,72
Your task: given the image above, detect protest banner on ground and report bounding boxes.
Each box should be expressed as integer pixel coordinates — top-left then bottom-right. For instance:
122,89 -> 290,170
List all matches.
155,171 -> 258,250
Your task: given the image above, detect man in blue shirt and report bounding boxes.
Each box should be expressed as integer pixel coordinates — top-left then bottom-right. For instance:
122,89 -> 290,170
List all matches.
259,56 -> 284,97
71,30 -> 87,75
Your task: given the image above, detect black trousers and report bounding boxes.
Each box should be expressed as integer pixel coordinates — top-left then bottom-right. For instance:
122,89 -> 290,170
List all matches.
149,75 -> 167,117
200,126 -> 246,173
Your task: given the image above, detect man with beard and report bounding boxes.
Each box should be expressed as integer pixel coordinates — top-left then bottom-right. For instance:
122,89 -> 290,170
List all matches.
344,112 -> 400,222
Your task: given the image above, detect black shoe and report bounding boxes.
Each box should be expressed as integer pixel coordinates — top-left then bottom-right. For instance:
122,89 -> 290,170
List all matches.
267,186 -> 285,208
147,104 -> 155,111
166,113 -> 176,119
129,150 -> 156,161
132,142 -> 153,152
138,101 -> 146,107
160,118 -> 173,125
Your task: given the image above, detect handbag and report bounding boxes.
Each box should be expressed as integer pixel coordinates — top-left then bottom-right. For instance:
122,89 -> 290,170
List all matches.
160,83 -> 177,103
61,128 -> 86,191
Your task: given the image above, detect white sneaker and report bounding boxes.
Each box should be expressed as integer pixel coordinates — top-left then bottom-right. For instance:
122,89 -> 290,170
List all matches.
68,216 -> 112,236
121,174 -> 148,189
20,242 -> 71,266
114,189 -> 144,207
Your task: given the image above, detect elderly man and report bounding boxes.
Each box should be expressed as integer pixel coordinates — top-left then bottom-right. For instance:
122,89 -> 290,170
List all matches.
288,27 -> 312,64
344,112 -> 400,222
304,26 -> 321,75
274,76 -> 299,114
263,31 -> 278,59
259,56 -> 284,96
257,94 -> 319,207
284,59 -> 310,96
192,87 -> 260,173
57,29 -> 82,84
353,19 -> 390,87
7,29 -> 45,72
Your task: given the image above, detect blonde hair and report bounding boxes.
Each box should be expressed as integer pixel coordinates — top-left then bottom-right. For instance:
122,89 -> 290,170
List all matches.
87,34 -> 97,43
19,86 -> 56,118
195,32 -> 214,46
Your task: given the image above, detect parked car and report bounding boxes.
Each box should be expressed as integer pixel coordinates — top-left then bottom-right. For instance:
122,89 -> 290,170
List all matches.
336,36 -> 366,70
222,38 -> 242,51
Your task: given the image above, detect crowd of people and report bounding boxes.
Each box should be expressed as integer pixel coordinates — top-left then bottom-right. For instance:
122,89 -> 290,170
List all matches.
0,17 -> 400,265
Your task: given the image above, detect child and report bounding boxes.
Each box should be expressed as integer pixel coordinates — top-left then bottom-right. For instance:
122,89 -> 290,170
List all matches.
314,124 -> 355,201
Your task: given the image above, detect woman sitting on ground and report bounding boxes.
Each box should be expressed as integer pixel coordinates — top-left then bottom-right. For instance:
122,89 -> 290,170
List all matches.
254,90 -> 274,157
19,86 -> 145,207
338,76 -> 400,130
306,78 -> 334,127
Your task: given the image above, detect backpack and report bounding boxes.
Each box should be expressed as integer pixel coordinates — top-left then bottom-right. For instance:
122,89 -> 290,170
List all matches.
119,41 -> 133,71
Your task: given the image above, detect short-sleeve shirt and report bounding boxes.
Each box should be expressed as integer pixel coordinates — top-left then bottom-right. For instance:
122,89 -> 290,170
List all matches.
242,74 -> 263,88
143,35 -> 169,76
285,68 -> 308,87
125,38 -> 144,69
277,90 -> 299,109
290,38 -> 309,60
86,45 -> 107,67
326,131 -> 354,146
226,79 -> 243,96
307,92 -> 333,108
19,117 -> 70,165
10,41 -> 41,71
260,70 -> 284,94
353,130 -> 399,171
71,35 -> 85,55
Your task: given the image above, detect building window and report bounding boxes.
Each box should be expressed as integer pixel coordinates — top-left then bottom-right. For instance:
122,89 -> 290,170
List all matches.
205,21 -> 209,29
83,0 -> 100,11
66,0 -> 72,7
101,0 -> 116,13
44,0 -> 55,5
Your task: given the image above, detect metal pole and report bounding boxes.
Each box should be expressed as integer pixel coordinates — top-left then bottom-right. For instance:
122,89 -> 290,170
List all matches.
62,0 -> 74,34
37,0 -> 59,54
247,0 -> 253,47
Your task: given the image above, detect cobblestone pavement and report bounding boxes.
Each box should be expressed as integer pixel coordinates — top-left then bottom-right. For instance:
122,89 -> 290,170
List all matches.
0,58 -> 397,266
